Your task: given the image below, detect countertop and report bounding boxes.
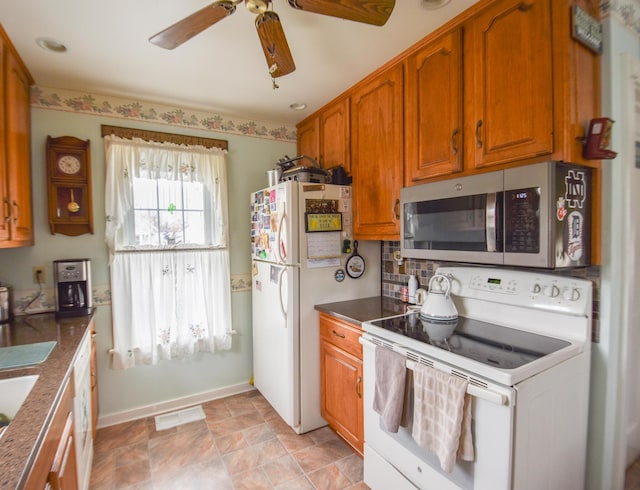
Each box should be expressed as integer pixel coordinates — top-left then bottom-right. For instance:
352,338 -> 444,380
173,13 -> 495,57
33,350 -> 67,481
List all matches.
0,311 -> 94,489
314,296 -> 408,325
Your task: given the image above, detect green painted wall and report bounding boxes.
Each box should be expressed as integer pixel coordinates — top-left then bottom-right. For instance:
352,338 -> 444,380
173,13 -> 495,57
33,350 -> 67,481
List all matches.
0,107 -> 295,420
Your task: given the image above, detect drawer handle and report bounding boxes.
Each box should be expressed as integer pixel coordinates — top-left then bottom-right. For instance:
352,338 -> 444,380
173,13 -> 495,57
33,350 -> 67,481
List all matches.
332,329 -> 346,339
356,376 -> 362,398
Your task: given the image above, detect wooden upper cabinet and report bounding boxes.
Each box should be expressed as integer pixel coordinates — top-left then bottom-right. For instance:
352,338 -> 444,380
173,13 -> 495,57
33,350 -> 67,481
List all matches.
296,116 -> 319,164
0,25 -> 34,248
551,0 -> 601,166
0,37 -> 8,243
351,63 -> 404,240
465,0 -> 553,169
297,97 -> 350,173
319,97 -> 350,173
405,28 -> 463,184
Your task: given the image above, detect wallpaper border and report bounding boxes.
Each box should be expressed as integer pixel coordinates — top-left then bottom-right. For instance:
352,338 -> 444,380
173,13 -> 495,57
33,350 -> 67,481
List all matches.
30,85 -> 297,143
601,0 -> 640,37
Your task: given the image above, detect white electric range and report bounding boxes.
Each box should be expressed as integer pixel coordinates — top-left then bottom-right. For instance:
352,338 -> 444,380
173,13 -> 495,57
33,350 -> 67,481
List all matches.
361,266 -> 593,490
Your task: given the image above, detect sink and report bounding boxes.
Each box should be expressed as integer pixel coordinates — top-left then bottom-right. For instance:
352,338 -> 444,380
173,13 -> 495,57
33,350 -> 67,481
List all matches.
0,375 -> 39,424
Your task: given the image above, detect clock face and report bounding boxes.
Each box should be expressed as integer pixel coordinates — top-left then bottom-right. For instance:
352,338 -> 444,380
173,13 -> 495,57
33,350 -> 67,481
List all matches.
58,155 -> 82,174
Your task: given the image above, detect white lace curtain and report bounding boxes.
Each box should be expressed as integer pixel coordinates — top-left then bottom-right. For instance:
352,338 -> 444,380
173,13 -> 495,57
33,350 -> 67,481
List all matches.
104,135 -> 232,369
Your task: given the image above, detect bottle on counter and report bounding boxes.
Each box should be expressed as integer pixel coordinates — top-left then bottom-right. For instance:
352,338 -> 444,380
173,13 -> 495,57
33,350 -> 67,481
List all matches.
408,275 -> 418,304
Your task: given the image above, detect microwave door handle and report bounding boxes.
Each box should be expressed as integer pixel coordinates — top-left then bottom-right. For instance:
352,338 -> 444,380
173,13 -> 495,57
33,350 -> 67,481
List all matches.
486,192 -> 498,252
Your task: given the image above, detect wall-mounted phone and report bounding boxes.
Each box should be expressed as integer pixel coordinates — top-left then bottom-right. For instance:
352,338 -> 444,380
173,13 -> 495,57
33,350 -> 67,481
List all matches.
583,117 -> 617,160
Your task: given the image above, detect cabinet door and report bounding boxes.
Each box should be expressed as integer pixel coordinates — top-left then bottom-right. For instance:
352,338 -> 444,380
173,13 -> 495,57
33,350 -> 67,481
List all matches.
0,36 -> 8,242
297,117 -> 319,164
24,378 -> 76,489
48,412 -> 78,490
4,46 -> 33,245
320,97 -> 350,173
351,63 -> 404,240
467,0 -> 553,168
405,28 -> 463,184
320,339 -> 363,455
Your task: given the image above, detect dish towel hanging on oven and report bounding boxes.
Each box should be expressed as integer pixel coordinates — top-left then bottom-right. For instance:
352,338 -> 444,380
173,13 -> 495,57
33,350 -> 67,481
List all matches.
372,345 -> 407,433
411,363 -> 474,473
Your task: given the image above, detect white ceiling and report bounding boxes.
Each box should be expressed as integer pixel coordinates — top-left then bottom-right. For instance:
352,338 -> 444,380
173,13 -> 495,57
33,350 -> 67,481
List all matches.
1,0 -> 479,125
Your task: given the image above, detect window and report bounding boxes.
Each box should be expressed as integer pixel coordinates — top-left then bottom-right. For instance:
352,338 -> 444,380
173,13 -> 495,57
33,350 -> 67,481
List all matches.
104,135 -> 232,369
132,177 -> 208,247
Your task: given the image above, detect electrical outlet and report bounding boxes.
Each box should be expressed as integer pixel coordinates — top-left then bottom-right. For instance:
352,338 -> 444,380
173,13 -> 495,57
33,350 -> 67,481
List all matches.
32,266 -> 46,284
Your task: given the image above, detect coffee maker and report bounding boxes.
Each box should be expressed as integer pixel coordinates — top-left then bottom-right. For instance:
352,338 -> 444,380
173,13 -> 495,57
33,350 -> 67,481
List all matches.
54,259 -> 93,318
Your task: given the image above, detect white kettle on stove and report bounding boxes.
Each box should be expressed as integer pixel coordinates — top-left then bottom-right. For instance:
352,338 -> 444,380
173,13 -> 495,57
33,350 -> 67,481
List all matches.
416,273 -> 458,321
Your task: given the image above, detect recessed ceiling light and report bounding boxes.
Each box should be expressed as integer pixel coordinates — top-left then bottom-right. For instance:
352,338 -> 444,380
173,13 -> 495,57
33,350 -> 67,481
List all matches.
36,37 -> 68,53
420,0 -> 452,9
290,102 -> 307,111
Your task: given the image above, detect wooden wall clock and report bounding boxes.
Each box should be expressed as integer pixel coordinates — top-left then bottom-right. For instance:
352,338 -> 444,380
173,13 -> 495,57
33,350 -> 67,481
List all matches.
46,135 -> 94,236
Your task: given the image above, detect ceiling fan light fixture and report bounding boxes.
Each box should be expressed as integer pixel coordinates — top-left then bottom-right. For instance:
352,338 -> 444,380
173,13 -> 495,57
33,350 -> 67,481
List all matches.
245,0 -> 269,14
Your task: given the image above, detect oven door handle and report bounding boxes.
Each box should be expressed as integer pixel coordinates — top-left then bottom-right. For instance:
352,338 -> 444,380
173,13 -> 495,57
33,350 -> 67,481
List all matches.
361,337 -> 509,407
405,359 -> 507,406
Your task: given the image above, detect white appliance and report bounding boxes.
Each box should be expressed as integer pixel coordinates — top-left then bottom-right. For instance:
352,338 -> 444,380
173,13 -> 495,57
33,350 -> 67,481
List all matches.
73,331 -> 93,490
361,266 -> 592,489
250,180 -> 380,434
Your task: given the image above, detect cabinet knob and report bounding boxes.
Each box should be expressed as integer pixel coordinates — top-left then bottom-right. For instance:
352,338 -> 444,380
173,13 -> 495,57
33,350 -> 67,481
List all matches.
393,199 -> 400,220
332,329 -> 346,339
356,376 -> 362,398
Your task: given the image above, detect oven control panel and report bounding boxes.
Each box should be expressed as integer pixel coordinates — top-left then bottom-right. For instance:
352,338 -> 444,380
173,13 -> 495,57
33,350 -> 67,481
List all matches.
439,266 -> 592,316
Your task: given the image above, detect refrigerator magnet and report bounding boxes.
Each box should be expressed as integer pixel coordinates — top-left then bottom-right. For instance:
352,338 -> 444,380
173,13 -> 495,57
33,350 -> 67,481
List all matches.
346,240 -> 365,279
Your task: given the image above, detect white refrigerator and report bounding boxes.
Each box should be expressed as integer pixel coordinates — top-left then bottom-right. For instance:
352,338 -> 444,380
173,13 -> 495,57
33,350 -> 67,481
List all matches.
250,180 -> 380,434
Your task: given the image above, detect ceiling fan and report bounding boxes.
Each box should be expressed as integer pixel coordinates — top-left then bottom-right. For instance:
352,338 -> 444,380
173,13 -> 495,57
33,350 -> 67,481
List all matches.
149,0 -> 396,81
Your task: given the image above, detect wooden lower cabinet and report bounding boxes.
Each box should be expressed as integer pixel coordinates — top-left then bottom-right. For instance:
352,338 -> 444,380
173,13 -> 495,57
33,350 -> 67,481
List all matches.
48,412 -> 78,490
24,377 -> 79,489
319,313 -> 364,455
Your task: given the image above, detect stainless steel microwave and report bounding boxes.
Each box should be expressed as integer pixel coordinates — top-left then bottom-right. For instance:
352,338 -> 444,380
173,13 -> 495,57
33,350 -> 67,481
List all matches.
400,161 -> 592,268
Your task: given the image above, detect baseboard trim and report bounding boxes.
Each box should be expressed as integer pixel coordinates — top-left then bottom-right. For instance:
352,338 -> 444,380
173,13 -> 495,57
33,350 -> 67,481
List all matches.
96,382 -> 256,429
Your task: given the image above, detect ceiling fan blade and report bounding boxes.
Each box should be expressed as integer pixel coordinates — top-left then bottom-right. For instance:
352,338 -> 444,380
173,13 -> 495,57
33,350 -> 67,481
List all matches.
288,0 -> 396,26
149,1 -> 237,50
255,11 -> 296,78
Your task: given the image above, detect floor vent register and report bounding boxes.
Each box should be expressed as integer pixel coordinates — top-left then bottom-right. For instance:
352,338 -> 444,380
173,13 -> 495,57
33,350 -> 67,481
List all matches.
154,405 -> 205,431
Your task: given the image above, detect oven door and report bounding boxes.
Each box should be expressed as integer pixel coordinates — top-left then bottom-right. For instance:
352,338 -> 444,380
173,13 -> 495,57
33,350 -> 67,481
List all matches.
361,336 -> 516,490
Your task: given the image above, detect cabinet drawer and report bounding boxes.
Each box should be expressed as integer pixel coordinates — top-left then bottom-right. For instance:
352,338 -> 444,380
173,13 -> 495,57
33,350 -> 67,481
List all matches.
319,313 -> 362,359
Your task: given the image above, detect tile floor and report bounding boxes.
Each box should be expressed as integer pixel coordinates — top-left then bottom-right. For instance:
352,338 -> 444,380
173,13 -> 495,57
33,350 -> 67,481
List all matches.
89,390 -> 367,489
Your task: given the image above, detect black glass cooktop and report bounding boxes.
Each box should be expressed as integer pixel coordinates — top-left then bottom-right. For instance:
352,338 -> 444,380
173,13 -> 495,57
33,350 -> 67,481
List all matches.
366,313 -> 570,370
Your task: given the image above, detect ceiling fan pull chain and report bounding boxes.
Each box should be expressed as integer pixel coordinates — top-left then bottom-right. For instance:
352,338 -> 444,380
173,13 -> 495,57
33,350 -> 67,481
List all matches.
268,45 -> 280,89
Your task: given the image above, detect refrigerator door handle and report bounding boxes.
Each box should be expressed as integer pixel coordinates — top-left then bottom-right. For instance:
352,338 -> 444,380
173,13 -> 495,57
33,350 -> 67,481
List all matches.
278,266 -> 287,321
276,208 -> 287,264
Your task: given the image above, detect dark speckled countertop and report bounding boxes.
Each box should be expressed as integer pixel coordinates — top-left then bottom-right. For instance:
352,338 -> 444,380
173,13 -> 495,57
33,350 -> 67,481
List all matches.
314,296 -> 408,325
0,311 -> 94,489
